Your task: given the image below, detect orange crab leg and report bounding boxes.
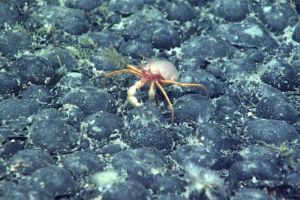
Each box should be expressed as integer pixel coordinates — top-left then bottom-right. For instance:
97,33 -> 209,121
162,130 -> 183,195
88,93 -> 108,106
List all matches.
127,64 -> 143,74
155,81 -> 175,123
161,80 -> 208,94
103,68 -> 142,78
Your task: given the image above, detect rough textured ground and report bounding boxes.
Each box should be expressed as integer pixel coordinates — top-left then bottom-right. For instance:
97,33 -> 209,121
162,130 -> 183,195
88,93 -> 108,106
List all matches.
0,0 -> 299,199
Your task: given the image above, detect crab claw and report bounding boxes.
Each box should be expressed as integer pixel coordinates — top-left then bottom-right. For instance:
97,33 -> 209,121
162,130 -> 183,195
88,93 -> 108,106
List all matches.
127,80 -> 144,107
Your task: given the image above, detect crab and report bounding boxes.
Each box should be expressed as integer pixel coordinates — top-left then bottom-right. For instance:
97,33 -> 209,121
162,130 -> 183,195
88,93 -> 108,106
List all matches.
103,60 -> 208,122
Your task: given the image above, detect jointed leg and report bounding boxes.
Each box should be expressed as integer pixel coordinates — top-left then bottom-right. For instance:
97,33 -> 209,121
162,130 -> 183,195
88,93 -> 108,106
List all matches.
161,80 -> 208,94
127,64 -> 143,74
155,82 -> 175,123
103,68 -> 141,78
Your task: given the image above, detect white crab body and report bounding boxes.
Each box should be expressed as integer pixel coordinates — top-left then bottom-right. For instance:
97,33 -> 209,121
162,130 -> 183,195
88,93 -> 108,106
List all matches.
143,60 -> 178,81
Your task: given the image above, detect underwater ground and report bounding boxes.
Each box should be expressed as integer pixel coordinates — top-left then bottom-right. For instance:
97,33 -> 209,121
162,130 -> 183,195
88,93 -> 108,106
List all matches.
0,0 -> 300,199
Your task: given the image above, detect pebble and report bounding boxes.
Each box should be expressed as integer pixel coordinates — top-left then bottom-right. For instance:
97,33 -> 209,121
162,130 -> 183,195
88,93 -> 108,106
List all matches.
20,85 -> 53,104
0,30 -> 32,58
124,125 -> 174,151
0,72 -> 20,96
245,119 -> 299,145
207,57 -> 258,81
62,151 -> 106,180
0,2 -> 20,27
57,86 -> 117,115
259,3 -> 298,32
231,188 -> 273,200
120,39 -> 154,58
164,1 -> 196,22
214,0 -> 249,22
81,111 -> 123,142
0,99 -> 40,122
108,0 -> 145,15
30,118 -> 80,154
24,165 -> 76,198
112,147 -> 166,187
139,20 -> 180,49
32,5 -> 89,35
174,94 -> 214,123
103,179 -> 150,200
229,159 -> 281,188
79,30 -> 124,49
181,35 -> 233,61
9,149 -> 54,175
65,0 -> 103,11
261,59 -> 298,91
292,22 -> 300,42
212,18 -> 278,50
171,145 -> 221,169
256,96 -> 298,124
11,56 -> 55,85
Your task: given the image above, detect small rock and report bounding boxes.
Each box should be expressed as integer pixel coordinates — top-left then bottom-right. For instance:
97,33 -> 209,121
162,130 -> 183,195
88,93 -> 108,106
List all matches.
174,94 -> 213,123
245,119 -> 299,145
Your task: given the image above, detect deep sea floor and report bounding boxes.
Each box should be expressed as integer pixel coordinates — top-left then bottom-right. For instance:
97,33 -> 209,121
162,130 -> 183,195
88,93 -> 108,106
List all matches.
0,0 -> 300,199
